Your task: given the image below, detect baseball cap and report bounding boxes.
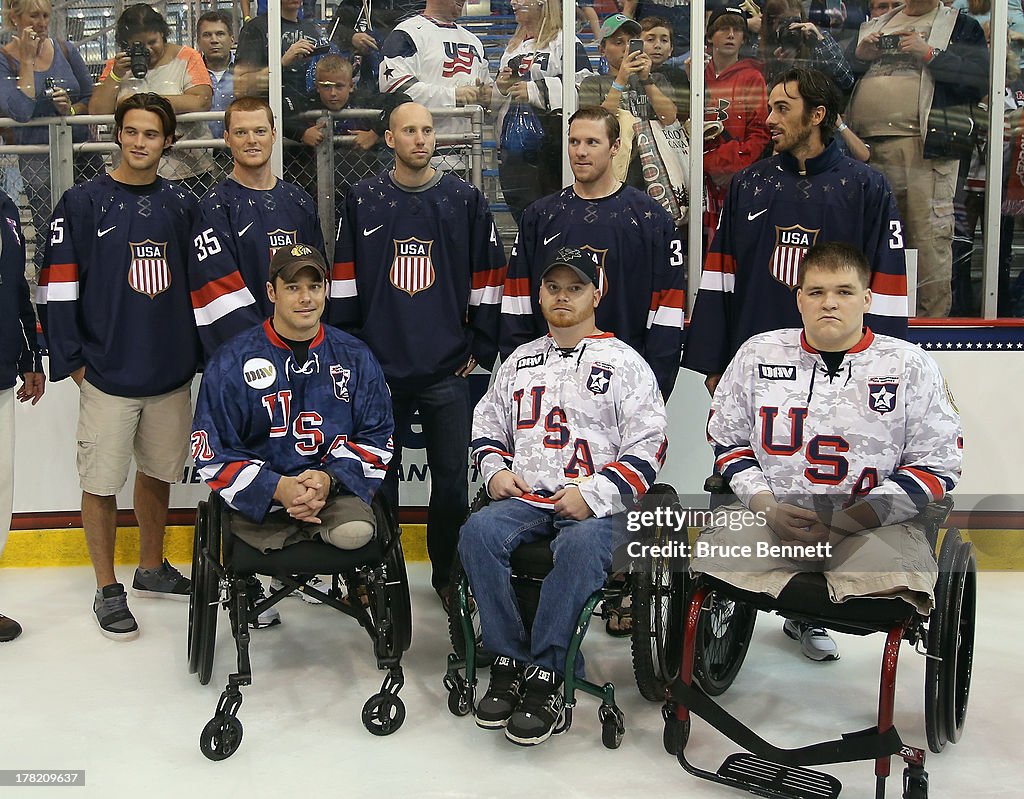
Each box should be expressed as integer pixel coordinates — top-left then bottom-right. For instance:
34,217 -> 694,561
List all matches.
708,6 -> 749,33
599,13 -> 642,40
269,243 -> 328,283
541,247 -> 599,286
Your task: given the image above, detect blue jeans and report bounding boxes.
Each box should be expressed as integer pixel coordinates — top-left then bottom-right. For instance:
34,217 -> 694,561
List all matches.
381,374 -> 471,591
458,499 -> 614,677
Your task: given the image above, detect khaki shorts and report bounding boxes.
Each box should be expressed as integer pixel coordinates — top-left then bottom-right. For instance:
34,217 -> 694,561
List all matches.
76,379 -> 191,495
690,502 -> 938,615
231,494 -> 376,553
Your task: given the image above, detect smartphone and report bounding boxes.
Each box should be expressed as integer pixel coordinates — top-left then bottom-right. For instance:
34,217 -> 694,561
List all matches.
629,38 -> 644,55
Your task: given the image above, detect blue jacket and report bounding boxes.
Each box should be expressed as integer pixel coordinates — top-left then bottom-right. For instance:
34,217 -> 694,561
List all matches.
0,190 -> 41,390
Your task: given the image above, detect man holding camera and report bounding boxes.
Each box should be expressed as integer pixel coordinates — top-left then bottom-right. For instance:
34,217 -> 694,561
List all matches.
234,0 -> 329,100
845,0 -> 987,317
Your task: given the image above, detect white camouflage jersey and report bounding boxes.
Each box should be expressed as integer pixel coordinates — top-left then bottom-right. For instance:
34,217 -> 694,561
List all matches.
473,333 -> 668,518
711,328 -> 963,526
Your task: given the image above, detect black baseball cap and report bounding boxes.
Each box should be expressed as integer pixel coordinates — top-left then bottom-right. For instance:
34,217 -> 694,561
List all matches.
708,6 -> 749,33
541,247 -> 599,286
269,244 -> 328,283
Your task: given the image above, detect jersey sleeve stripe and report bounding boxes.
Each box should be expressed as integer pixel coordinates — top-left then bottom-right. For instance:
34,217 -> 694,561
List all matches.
867,293 -> 909,318
332,260 -> 356,280
500,295 -> 533,315
470,285 -> 502,307
620,454 -> 657,486
384,74 -> 418,94
698,269 -> 735,293
604,461 -> 647,495
704,252 -> 736,275
869,272 -> 907,295
191,271 -> 246,308
513,493 -> 557,509
40,263 -> 79,302
472,267 -> 507,290
895,466 -> 945,502
193,286 -> 258,327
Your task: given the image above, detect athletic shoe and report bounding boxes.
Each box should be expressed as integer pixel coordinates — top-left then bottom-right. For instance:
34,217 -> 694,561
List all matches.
246,577 -> 281,629
94,583 -> 139,641
270,575 -> 330,605
475,656 -> 524,729
131,559 -> 191,601
783,619 -> 840,661
0,613 -> 23,642
505,665 -> 565,746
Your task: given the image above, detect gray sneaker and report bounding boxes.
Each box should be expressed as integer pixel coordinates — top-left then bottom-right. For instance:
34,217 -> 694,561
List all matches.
131,559 -> 191,601
94,583 -> 139,641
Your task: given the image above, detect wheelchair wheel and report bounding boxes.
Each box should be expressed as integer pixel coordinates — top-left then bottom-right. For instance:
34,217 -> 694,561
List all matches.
693,591 -> 756,696
925,527 -> 962,752
374,496 -> 412,653
187,501 -> 208,675
942,537 -> 976,745
196,497 -> 223,687
199,714 -> 243,761
447,552 -> 482,660
361,692 -> 406,736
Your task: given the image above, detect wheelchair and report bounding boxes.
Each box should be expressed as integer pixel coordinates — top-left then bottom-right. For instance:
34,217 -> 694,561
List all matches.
663,485 -> 976,799
187,492 -> 412,761
443,483 -> 687,748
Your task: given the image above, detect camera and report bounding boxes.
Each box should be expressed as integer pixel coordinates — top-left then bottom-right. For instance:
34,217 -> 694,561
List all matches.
127,41 -> 150,79
305,36 -> 332,56
877,33 -> 901,52
43,77 -> 57,99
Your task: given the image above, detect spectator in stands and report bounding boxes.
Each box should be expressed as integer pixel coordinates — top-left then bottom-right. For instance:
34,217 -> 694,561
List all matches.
846,0 -> 988,317
641,16 -> 691,124
493,0 -> 593,219
579,14 -> 678,189
624,0 -> 692,56
700,7 -> 770,246
0,0 -> 99,276
90,4 -> 216,194
330,0 -> 424,89
757,0 -> 855,93
868,0 -> 899,18
378,0 -> 492,167
195,9 -> 235,139
241,0 -> 320,25
234,0 -> 329,101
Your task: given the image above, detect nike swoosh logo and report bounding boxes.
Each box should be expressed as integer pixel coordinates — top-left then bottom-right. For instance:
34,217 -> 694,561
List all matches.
747,209 -> 768,221
364,225 -> 383,236
97,226 -> 116,237
239,221 -> 254,236
543,233 -> 560,245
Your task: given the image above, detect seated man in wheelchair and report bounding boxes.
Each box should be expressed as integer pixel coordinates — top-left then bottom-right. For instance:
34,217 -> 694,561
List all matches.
691,241 -> 962,661
190,243 -> 394,625
458,247 -> 669,746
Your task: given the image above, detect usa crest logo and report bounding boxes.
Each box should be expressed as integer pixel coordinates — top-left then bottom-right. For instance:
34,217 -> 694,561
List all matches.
587,365 -> 613,395
442,41 -> 479,78
868,377 -> 899,415
390,237 -> 435,296
268,229 -> 298,261
128,239 -> 171,298
579,245 -> 609,294
331,364 -> 351,402
770,224 -> 819,288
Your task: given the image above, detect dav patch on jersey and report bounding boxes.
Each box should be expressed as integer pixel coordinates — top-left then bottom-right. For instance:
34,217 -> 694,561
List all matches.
758,364 -> 796,380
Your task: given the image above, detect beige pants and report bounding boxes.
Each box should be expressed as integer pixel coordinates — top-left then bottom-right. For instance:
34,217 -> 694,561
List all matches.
868,136 -> 957,318
689,503 -> 938,615
232,493 -> 376,553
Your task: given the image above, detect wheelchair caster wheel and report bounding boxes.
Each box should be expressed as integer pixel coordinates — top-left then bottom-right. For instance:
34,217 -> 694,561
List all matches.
447,687 -> 472,716
599,705 -> 625,750
662,715 -> 689,756
199,714 -> 243,761
903,765 -> 929,799
362,692 -> 406,736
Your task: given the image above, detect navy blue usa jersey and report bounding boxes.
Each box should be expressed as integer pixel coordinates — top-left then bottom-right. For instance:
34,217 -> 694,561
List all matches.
191,320 -> 394,523
683,141 -> 908,377
499,185 -> 686,398
189,178 -> 326,356
37,174 -> 200,397
328,171 -> 506,389
0,190 -> 40,390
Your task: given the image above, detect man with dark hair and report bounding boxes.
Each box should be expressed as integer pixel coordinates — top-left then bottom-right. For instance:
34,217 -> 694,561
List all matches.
196,9 -> 236,138
328,101 -> 506,605
500,105 -> 686,400
234,0 -> 328,99
691,241 -> 962,661
37,93 -> 200,641
189,96 -> 325,356
683,67 -> 908,396
460,247 -> 668,745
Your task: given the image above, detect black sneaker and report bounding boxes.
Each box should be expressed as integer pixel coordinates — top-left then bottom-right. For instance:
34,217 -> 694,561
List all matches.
131,559 -> 191,601
475,655 -> 524,729
94,583 -> 139,641
505,665 -> 565,746
0,613 -> 23,642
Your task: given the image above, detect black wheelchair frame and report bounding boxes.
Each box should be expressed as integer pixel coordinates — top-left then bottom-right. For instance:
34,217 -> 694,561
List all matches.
187,492 -> 412,760
443,483 -> 688,748
663,490 -> 976,799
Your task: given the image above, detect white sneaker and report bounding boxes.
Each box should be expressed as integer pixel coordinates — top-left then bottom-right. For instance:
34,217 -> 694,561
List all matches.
246,577 -> 281,629
270,575 -> 330,605
783,619 -> 840,661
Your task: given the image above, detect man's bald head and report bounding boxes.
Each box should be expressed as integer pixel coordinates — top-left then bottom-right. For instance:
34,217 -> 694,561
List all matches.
385,101 -> 436,177
388,101 -> 433,134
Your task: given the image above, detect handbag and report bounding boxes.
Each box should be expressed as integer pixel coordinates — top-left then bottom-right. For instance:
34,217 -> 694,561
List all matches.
923,103 -> 979,161
633,118 -> 691,226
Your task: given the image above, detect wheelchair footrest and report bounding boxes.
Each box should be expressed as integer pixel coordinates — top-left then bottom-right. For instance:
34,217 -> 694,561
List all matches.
717,753 -> 842,799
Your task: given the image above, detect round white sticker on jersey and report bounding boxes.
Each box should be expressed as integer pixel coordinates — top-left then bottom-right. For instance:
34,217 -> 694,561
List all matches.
242,358 -> 277,389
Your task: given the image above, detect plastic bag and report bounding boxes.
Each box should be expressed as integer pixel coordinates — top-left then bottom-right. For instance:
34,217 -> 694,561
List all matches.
501,102 -> 545,156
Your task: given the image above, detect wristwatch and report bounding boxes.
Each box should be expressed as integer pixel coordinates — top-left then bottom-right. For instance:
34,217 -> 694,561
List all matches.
327,473 -> 342,498
926,47 -> 943,63
639,77 -> 655,86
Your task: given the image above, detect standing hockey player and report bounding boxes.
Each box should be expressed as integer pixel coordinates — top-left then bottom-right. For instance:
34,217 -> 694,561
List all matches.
499,105 -> 685,399
329,100 -> 506,606
37,93 -> 200,641
690,242 -> 962,661
459,247 -> 668,745
683,68 -> 908,395
188,96 -> 326,355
